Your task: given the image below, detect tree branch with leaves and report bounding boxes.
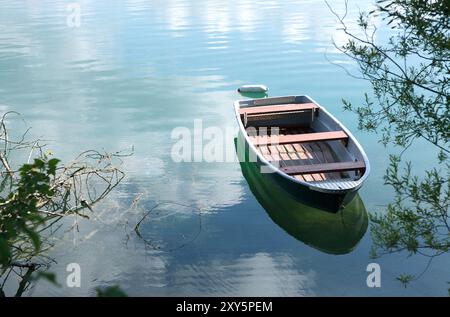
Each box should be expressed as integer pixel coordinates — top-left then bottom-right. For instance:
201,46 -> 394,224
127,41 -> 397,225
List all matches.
327,0 -> 449,287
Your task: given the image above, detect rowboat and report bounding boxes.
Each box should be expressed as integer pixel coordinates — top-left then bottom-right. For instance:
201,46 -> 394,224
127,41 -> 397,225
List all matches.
237,152 -> 368,254
234,95 -> 370,212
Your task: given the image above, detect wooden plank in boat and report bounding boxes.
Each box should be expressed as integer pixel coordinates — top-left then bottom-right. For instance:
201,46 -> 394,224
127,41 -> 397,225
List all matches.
315,145 -> 346,178
282,161 -> 365,175
253,96 -> 296,106
288,153 -> 311,181
303,174 -> 315,182
277,145 -> 287,153
270,153 -> 281,161
302,143 -> 326,181
252,131 -> 348,146
280,152 -> 291,161
315,142 -> 341,179
284,144 -> 296,153
267,145 -> 281,162
268,145 -> 277,152
292,143 -> 308,159
309,142 -> 334,180
258,146 -> 270,155
294,175 -> 306,181
239,103 -> 318,116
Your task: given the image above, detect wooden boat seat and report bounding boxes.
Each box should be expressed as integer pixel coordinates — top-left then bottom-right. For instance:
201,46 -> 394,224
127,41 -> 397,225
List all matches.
251,131 -> 348,146
239,103 -> 318,116
281,161 -> 366,175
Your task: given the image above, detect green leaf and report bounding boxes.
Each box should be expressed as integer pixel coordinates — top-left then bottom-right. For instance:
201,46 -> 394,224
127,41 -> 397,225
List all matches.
0,174 -> 12,192
47,158 -> 60,175
23,228 -> 41,252
33,271 -> 61,287
0,237 -> 11,266
96,285 -> 128,297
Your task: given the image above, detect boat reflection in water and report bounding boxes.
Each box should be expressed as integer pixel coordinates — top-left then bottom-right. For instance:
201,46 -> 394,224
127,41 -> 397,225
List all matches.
238,145 -> 368,254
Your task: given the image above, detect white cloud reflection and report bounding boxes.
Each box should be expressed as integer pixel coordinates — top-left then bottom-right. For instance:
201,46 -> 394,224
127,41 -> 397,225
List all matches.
166,0 -> 190,37
282,11 -> 309,44
170,253 -> 316,296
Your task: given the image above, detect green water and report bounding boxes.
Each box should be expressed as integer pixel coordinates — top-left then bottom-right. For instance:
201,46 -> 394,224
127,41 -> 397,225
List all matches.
1,0 -> 448,296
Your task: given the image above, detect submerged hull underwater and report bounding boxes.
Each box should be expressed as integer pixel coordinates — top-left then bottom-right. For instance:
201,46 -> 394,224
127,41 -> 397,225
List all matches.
237,145 -> 368,254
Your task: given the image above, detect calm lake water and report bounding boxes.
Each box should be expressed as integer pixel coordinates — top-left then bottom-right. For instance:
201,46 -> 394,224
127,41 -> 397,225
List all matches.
1,0 -> 448,296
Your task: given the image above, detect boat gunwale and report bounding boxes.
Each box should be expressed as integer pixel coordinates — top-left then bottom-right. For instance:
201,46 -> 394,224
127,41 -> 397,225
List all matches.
234,94 -> 371,194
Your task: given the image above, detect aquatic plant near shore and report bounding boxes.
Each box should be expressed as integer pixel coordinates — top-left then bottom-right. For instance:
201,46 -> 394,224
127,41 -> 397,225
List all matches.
0,112 -> 128,296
